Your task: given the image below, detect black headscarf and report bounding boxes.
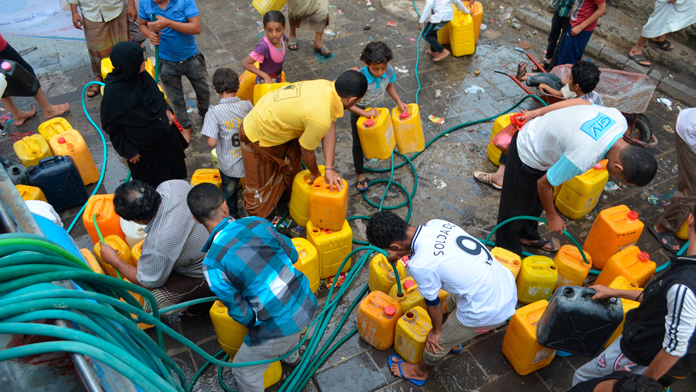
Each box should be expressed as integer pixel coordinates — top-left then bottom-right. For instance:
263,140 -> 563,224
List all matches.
101,41 -> 166,127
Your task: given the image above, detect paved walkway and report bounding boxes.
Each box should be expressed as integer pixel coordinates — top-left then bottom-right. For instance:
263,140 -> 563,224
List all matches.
2,1 -> 695,391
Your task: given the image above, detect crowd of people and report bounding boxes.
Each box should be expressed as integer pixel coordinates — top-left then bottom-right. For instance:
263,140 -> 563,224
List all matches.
2,1 -> 695,391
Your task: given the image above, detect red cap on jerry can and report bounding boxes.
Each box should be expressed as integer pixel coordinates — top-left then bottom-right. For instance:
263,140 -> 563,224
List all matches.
399,111 -> 410,119
594,163 -> 603,170
364,119 -> 375,127
58,137 -> 66,144
627,211 -> 639,220
638,252 -> 650,261
384,306 -> 396,317
403,279 -> 415,290
1,62 -> 11,71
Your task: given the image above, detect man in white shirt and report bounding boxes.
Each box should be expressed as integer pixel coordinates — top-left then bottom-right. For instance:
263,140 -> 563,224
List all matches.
496,105 -> 658,256
366,211 -> 517,386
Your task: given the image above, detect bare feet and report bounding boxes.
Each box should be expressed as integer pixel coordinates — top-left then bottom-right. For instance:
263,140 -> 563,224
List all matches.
181,128 -> 192,143
425,49 -> 434,57
13,104 -> 38,126
43,103 -> 70,120
432,49 -> 450,62
390,360 -> 428,382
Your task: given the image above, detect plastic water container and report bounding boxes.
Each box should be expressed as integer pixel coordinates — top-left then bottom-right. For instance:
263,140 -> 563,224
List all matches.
439,290 -> 451,313
209,300 -> 282,388
491,247 -> 522,279
291,238 -> 320,293
450,11 -> 475,57
394,306 -> 432,364
94,235 -> 134,278
466,1 -> 484,43
101,57 -> 154,80
48,130 -> 99,185
190,168 -> 222,190
537,286 -> 624,356
391,104 -> 424,155
289,166 -> 325,226
487,113 -> 516,166
83,194 -> 126,244
309,176 -> 348,231
120,217 -> 147,248
1,60 -> 40,97
131,239 -> 144,263
584,205 -> 644,269
595,246 -> 656,287
502,300 -> 556,375
676,219 -> 688,240
252,0 -> 288,15
368,254 -> 407,294
356,108 -> 396,160
211,148 -> 218,169
13,134 -> 53,168
554,245 -> 592,289
357,291 -> 403,350
306,220 -> 352,279
15,184 -> 47,202
253,82 -> 290,105
555,160 -> 609,220
27,156 -> 88,211
517,256 -> 558,304
81,248 -> 105,275
37,117 -> 72,141
1,158 -> 29,185
237,61 -> 286,102
604,276 -> 641,347
389,277 -> 426,313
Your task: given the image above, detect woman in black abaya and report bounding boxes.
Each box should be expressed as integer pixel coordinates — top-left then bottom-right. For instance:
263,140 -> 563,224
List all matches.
101,41 -> 187,188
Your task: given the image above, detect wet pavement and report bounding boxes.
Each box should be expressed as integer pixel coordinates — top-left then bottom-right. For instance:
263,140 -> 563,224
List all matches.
2,0 -> 696,391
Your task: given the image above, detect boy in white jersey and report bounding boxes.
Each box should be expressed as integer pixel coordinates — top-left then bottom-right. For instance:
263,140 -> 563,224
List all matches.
496,105 -> 658,256
366,211 -> 517,386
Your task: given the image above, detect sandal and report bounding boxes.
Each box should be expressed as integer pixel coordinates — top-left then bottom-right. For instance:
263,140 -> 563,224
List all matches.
629,53 -> 651,67
473,171 -> 502,191
356,179 -> 369,192
515,62 -> 527,80
451,343 -> 464,354
521,237 -> 559,253
313,45 -> 332,57
288,38 -> 298,51
531,58 -> 549,73
648,38 -> 673,51
85,84 -> 100,98
388,355 -> 426,387
648,225 -> 679,254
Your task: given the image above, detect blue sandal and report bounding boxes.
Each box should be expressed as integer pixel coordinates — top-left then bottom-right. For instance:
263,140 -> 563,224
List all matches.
388,355 -> 426,387
451,343 -> 464,354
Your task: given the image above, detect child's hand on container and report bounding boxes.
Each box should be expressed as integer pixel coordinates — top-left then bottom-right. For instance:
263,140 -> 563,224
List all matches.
365,108 -> 378,117
398,102 -> 409,113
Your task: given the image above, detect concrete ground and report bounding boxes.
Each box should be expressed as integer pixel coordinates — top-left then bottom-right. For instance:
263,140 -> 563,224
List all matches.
2,0 -> 695,391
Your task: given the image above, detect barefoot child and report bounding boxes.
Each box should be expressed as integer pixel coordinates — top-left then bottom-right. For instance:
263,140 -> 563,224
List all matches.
418,0 -> 471,62
242,11 -> 286,84
201,68 -> 253,218
349,42 -> 409,192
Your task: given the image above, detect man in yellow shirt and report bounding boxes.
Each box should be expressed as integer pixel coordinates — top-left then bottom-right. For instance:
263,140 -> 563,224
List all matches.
240,70 -> 367,218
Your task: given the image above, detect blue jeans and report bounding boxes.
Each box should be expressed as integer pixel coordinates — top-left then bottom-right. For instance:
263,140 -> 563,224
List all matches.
220,172 -> 240,218
556,29 -> 593,66
526,73 -> 564,91
422,22 -> 448,53
159,52 -> 210,130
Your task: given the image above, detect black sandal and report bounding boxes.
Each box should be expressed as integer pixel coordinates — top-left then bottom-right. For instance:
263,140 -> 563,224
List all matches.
515,62 -> 527,80
522,237 -> 559,252
356,179 -> 369,192
648,38 -> 673,51
648,225 -> 679,254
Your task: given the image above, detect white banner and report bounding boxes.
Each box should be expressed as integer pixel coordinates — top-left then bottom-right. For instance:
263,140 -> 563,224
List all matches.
0,0 -> 84,40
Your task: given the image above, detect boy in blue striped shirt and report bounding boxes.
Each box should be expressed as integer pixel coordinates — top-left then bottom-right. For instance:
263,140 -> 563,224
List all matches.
187,183 -> 317,392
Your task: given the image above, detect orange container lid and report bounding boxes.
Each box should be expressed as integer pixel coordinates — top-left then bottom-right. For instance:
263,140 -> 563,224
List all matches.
384,306 -> 396,317
403,279 -> 415,290
364,119 -> 375,127
638,252 -> 650,262
627,211 -> 639,220
594,162 -> 603,170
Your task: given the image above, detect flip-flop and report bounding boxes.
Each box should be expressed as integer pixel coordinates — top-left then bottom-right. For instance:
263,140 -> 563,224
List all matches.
473,171 -> 502,191
313,45 -> 332,57
629,53 -> 651,67
648,225 -> 679,254
522,237 -> 559,252
356,179 -> 369,192
287,38 -> 298,50
388,355 -> 425,387
648,39 -> 673,51
515,61 -> 527,80
85,84 -> 101,98
451,343 -> 464,354
531,59 -> 549,73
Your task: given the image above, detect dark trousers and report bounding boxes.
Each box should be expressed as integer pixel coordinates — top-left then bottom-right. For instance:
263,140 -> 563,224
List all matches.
659,133 -> 696,232
159,52 -> 210,130
350,111 -> 365,175
422,22 -> 447,53
220,171 -> 240,218
556,29 -> 594,66
526,73 -> 564,91
496,133 -> 546,256
546,12 -> 570,67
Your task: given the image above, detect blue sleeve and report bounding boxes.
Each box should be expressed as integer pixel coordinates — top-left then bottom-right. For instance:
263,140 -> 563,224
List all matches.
387,65 -> 396,84
185,0 -> 199,18
546,154 -> 584,187
205,266 -> 255,327
138,1 -> 149,21
274,230 -> 299,264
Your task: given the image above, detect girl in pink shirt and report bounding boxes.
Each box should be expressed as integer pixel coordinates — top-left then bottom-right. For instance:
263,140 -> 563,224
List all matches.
242,11 -> 287,84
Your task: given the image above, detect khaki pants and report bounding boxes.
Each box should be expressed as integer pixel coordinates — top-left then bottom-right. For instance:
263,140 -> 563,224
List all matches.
422,295 -> 506,367
659,133 -> 696,232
